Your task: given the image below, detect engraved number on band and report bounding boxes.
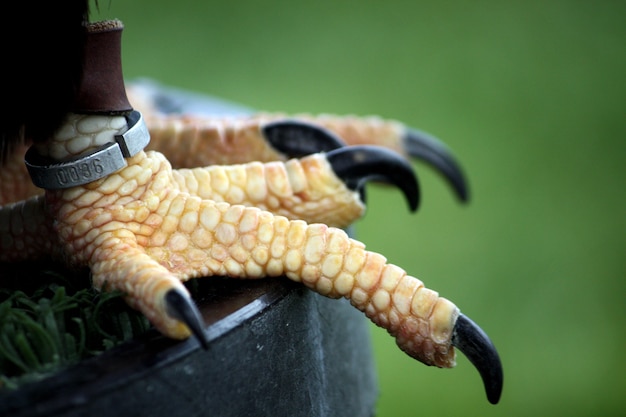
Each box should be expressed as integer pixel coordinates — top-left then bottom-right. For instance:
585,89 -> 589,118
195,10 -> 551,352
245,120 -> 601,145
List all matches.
55,158 -> 105,186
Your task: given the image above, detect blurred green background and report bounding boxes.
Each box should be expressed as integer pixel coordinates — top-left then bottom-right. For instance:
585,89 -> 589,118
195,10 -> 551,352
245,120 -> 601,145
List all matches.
95,1 -> 624,416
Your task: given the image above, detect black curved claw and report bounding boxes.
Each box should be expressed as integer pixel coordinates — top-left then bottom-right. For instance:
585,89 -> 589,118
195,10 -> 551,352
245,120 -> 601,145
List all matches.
403,129 -> 470,203
326,145 -> 419,212
262,120 -> 345,158
164,289 -> 209,349
452,314 -> 503,404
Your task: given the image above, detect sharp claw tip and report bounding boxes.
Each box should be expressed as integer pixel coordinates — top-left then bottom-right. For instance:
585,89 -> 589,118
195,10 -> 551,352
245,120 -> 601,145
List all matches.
452,314 -> 503,405
403,130 -> 471,204
164,289 -> 209,350
457,187 -> 470,204
262,120 -> 345,158
327,145 -> 420,215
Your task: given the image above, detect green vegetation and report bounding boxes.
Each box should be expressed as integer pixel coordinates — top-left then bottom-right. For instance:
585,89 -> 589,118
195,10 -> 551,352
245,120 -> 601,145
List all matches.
0,267 -> 149,390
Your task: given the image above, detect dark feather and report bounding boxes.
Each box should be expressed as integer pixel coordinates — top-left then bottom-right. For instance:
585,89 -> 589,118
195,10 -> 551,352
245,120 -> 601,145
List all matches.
0,1 -> 90,162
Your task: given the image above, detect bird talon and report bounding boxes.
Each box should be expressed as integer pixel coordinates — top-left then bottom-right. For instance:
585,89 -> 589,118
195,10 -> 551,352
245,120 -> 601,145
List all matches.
452,314 -> 503,404
0,12 -> 502,406
261,120 -> 345,158
403,129 -> 470,202
326,145 -> 419,211
164,288 -> 209,349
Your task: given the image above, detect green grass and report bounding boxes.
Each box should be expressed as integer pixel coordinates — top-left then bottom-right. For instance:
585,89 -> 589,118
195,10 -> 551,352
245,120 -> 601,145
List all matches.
4,1 -> 623,415
0,265 -> 150,390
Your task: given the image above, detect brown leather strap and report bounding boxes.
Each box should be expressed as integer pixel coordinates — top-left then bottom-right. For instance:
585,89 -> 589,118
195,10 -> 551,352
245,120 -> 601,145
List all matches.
73,20 -> 133,114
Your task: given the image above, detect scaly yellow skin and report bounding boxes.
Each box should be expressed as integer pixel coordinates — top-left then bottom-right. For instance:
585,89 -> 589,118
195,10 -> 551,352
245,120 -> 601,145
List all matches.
0,109 -> 412,218
143,113 -> 407,169
1,112 -> 460,368
171,157 -> 364,228
0,120 -> 365,228
127,83 -> 409,165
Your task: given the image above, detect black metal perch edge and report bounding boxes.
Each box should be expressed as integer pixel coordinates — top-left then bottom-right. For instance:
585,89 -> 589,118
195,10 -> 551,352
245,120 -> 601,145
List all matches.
0,81 -> 378,417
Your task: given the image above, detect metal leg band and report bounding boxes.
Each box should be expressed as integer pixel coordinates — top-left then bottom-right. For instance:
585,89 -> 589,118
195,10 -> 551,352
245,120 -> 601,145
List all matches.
25,111 -> 150,190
